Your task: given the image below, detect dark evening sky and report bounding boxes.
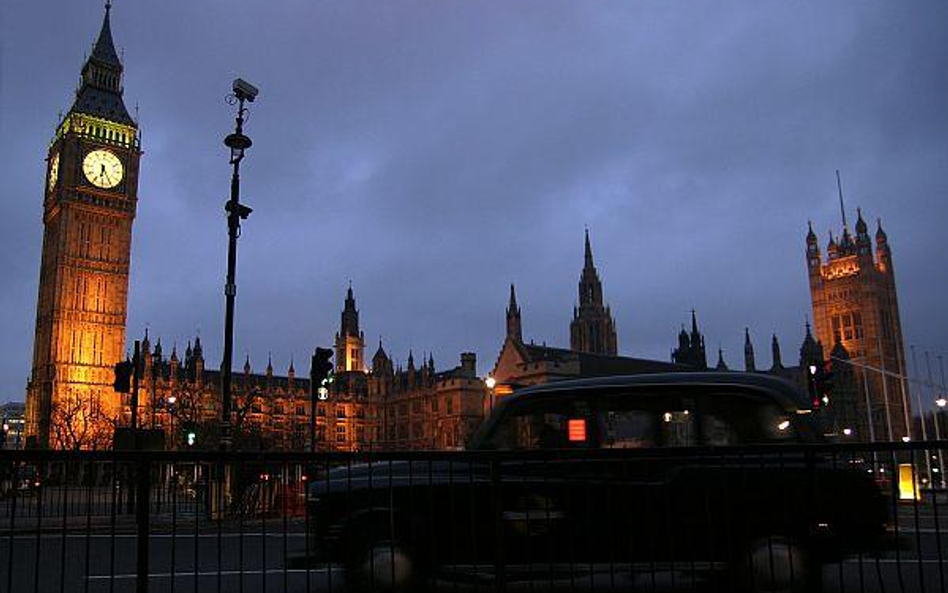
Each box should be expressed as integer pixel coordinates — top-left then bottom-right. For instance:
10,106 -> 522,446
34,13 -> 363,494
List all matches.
2,1 -> 947,406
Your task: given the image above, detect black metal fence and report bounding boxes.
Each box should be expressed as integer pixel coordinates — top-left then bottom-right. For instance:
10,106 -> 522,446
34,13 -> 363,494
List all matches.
0,441 -> 945,593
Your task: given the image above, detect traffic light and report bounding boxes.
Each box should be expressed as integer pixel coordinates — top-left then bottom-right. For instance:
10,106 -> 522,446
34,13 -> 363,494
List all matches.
113,359 -> 133,393
186,431 -> 196,447
817,365 -> 834,405
810,363 -> 834,408
311,347 -> 334,388
806,364 -> 818,402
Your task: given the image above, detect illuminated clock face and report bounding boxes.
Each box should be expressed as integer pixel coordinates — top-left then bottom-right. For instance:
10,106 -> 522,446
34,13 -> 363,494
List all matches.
82,149 -> 124,189
48,153 -> 60,191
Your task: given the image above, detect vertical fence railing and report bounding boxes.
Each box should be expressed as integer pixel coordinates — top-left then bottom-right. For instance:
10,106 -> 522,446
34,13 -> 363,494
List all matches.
0,443 -> 945,592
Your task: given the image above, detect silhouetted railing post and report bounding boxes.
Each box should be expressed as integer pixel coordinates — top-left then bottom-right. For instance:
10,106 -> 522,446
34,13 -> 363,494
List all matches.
490,458 -> 505,592
136,458 -> 151,593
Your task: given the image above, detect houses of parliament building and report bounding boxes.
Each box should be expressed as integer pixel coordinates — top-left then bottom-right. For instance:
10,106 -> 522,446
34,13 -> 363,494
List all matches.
24,5 -> 912,450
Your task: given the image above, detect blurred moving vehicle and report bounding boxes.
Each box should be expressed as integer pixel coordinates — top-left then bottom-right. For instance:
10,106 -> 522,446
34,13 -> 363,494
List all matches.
0,463 -> 41,497
308,372 -> 890,592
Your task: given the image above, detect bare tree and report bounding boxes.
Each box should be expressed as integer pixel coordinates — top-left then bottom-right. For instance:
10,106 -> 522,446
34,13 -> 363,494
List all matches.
50,395 -> 115,451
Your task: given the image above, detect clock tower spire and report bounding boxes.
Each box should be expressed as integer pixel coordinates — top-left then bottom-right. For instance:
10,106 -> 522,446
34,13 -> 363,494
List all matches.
25,3 -> 141,448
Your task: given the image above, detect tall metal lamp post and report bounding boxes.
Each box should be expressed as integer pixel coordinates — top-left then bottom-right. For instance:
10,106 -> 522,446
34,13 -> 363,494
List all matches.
935,396 -> 946,488
485,376 -> 496,415
166,395 -> 176,450
219,78 -> 258,450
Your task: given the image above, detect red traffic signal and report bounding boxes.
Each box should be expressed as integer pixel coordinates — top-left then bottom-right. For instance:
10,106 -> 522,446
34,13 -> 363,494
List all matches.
808,362 -> 834,408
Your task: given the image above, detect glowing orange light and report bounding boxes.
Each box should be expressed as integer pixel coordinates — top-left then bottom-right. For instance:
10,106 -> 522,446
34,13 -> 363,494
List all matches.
568,419 -> 586,442
898,464 -> 919,501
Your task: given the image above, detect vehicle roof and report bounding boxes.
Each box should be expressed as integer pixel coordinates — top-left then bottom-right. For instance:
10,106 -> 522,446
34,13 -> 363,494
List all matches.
470,372 -> 815,448
513,372 -> 807,405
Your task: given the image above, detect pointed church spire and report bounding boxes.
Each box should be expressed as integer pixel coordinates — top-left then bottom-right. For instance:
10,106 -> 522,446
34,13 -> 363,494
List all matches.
506,283 -> 523,342
830,330 -> 849,360
584,227 -> 594,269
855,207 -> 868,236
771,334 -> 783,370
715,348 -> 729,371
340,284 -> 359,337
91,1 -> 121,67
799,321 -> 824,369
744,328 -> 756,372
571,228 -> 618,355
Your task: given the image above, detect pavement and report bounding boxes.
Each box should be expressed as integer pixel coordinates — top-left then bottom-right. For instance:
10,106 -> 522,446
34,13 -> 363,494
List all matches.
0,497 -> 944,592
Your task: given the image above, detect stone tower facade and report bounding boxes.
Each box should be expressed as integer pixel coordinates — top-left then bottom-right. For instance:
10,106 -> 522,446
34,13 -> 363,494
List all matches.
25,4 -> 140,448
807,180 -> 910,441
569,230 -> 618,355
335,285 -> 365,373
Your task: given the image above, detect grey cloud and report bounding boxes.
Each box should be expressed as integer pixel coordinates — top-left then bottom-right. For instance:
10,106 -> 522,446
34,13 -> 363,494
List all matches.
1,1 -> 946,400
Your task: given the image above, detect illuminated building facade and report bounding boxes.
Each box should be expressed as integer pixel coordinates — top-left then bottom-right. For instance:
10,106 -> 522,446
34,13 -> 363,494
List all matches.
369,348 -> 485,450
335,285 -> 366,373
25,4 -> 141,448
807,197 -> 911,441
1,402 -> 26,450
125,287 -> 487,452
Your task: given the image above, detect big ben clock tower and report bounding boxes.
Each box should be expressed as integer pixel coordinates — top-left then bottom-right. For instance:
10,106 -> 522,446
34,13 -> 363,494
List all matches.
25,2 -> 141,448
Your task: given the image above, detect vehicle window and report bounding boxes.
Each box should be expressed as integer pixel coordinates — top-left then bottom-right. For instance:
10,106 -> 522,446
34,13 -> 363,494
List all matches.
485,397 -> 593,450
702,412 -> 739,446
661,409 -> 697,447
599,392 -> 696,448
700,391 -> 796,444
601,409 -> 656,448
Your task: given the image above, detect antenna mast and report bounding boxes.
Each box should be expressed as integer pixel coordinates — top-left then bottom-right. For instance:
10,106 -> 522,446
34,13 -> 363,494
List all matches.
836,170 -> 849,231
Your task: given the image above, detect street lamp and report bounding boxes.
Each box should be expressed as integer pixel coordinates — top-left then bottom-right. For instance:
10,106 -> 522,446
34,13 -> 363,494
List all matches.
219,78 -> 258,451
485,376 -> 496,414
166,395 -> 177,450
935,397 -> 946,487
